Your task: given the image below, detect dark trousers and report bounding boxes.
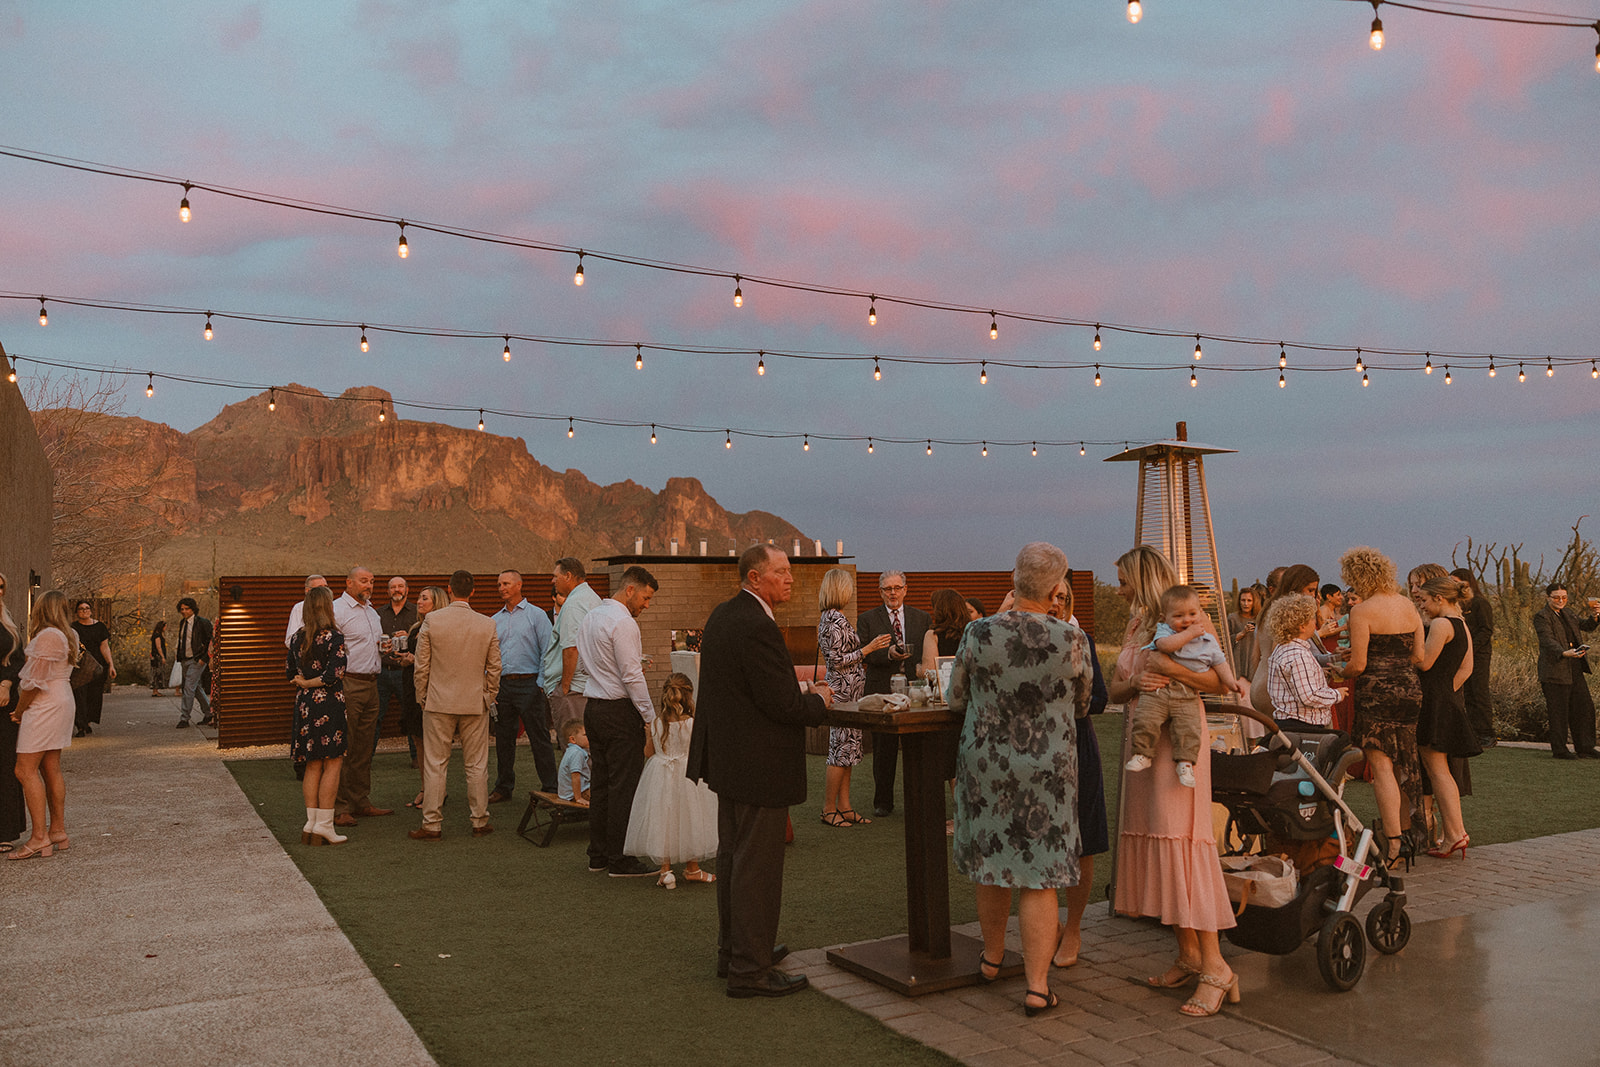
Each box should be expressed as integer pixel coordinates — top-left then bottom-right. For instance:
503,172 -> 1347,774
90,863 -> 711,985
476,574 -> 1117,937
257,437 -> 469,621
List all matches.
494,677 -> 557,794
716,797 -> 789,982
1543,679 -> 1596,755
585,698 -> 645,869
871,731 -> 900,811
375,667 -> 405,752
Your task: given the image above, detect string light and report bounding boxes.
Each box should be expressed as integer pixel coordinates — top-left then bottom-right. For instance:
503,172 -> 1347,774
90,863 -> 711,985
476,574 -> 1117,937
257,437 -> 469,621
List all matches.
989,312 -> 998,341
1369,1 -> 1384,50
6,360 -> 15,384
873,358 -> 881,381
635,343 -> 643,370
757,350 -> 766,376
1592,361 -> 1598,379
1488,356 -> 1497,378
360,326 -> 369,353
1279,345 -> 1287,368
926,440 -> 933,456
568,418 -> 575,438
1127,1 -> 1142,25
867,437 -> 874,454
1424,353 -> 1433,375
37,297 -> 46,326
146,372 -> 154,397
1279,370 -> 1287,388
1547,358 -> 1555,378
574,252 -> 584,286
1190,368 -> 1198,387
478,409 -> 485,432
1093,365 -> 1101,387
868,296 -> 877,326
650,424 -> 657,444
203,313 -> 213,341
503,336 -> 512,363
378,400 -> 386,422
1519,362 -> 1527,382
803,434 -> 810,452
179,183 -> 192,223
1080,443 -> 1086,456
397,222 -> 408,258
1193,335 -> 1202,361
724,430 -> 732,449
1355,348 -> 1365,372
1031,442 -> 1038,457
1594,25 -> 1600,72
268,387 -> 276,412
979,361 -> 987,385
981,442 -> 988,457
1362,371 -> 1370,387
733,275 -> 742,308
1093,325 -> 1102,352
1444,364 -> 1452,384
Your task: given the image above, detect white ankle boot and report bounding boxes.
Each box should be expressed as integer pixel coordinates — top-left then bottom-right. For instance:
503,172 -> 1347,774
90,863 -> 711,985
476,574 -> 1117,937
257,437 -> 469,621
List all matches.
300,807 -> 318,845
311,808 -> 348,845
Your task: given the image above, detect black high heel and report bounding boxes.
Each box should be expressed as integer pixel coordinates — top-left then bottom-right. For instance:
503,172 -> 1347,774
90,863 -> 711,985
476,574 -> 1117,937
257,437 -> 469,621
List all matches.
978,954 -> 1002,984
1023,989 -> 1058,1017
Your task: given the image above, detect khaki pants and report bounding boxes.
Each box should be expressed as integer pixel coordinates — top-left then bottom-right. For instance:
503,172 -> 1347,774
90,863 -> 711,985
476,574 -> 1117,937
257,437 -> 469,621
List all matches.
1128,682 -> 1204,765
421,710 -> 490,830
336,676 -> 379,815
547,690 -> 587,745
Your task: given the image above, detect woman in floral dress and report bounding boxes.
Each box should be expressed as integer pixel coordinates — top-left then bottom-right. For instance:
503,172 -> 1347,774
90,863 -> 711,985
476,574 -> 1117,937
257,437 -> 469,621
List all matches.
950,542 -> 1090,1017
287,585 -> 349,846
816,567 -> 891,827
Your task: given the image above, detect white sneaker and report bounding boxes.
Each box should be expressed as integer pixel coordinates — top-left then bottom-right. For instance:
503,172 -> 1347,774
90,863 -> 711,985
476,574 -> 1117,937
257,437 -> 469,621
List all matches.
1176,762 -> 1196,788
1125,754 -> 1153,772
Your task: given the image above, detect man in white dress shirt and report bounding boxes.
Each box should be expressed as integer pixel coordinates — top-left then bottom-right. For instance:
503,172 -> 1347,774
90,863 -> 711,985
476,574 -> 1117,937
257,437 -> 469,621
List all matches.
284,574 -> 328,648
332,566 -> 393,826
577,565 -> 659,877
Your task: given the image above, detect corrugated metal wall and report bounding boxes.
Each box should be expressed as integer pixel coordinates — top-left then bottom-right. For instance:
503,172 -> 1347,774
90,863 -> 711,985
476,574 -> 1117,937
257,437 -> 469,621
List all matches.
857,570 -> 1098,640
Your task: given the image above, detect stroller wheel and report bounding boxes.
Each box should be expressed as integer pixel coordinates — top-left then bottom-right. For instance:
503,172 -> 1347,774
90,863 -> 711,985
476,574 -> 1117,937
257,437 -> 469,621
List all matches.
1316,911 -> 1366,992
1365,897 -> 1412,955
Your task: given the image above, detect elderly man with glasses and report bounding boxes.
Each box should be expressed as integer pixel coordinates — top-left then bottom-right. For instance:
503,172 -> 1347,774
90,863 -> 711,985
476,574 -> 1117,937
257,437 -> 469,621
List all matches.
857,570 -> 931,817
1533,583 -> 1600,760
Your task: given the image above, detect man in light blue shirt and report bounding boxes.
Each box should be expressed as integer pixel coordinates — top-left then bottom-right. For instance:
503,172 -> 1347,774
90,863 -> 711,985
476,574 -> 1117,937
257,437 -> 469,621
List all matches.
546,556 -> 604,744
488,570 -> 556,803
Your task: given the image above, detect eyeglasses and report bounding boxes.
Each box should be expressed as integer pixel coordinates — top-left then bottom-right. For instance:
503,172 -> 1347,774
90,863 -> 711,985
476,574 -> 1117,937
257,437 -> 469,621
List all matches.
881,585 -> 905,593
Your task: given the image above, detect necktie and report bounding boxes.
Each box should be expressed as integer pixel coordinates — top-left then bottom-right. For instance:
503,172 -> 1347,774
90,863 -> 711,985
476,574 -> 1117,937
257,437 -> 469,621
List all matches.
891,610 -> 904,647
181,619 -> 191,659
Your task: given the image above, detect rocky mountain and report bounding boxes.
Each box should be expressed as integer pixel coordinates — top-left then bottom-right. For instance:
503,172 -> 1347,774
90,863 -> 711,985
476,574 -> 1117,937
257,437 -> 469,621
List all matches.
82,384 -> 808,581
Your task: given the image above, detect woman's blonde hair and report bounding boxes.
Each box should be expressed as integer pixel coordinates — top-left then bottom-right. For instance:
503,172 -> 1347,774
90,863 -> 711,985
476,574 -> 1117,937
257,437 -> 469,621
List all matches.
1407,562 -> 1449,591
1340,546 -> 1398,600
1265,593 -> 1319,646
1116,545 -> 1177,643
420,586 -> 449,615
818,567 -> 855,612
1418,574 -> 1466,604
659,671 -> 695,723
28,590 -> 80,660
0,572 -> 18,667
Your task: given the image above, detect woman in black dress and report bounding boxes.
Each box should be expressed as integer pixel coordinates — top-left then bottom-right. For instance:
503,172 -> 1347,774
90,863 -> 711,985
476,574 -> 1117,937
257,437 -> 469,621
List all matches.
287,586 -> 349,846
400,586 -> 444,809
0,575 -> 26,849
919,588 -> 970,784
1451,568 -> 1495,745
149,620 -> 169,697
1414,575 -> 1481,858
71,600 -> 115,737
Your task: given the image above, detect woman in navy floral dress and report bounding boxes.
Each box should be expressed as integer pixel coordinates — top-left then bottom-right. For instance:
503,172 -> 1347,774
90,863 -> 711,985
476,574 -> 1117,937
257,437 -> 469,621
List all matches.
950,542 -> 1090,1017
287,586 -> 349,846
816,567 -> 892,827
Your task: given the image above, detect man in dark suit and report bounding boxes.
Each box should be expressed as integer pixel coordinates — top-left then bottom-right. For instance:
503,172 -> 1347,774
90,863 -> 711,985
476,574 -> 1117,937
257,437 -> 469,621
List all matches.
856,570 -> 930,816
173,597 -> 214,728
1532,582 -> 1600,759
688,545 -> 831,998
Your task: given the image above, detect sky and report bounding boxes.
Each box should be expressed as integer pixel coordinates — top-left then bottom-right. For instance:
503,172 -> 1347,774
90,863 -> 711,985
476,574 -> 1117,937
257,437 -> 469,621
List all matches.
3,0 -> 1599,588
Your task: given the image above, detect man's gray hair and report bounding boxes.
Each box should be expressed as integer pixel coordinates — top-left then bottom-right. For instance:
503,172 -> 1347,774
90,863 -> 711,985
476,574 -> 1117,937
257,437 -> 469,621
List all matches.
1012,542 -> 1068,603
879,570 -> 907,588
304,574 -> 325,593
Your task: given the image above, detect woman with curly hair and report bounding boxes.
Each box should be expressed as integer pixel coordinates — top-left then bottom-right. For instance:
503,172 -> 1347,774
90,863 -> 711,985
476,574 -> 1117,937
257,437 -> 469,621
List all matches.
1339,547 -> 1426,863
951,542 -> 1091,1017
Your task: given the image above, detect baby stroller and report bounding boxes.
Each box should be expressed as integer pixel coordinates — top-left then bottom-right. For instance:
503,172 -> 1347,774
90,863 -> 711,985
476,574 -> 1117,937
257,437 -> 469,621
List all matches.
1207,703 -> 1411,991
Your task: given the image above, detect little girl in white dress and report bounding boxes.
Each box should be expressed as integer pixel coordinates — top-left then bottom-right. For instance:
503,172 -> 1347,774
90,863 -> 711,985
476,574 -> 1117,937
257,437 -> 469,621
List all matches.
623,673 -> 719,888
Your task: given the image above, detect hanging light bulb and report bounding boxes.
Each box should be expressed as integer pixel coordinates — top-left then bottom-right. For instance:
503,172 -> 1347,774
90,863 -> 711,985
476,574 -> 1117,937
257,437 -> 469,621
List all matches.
989,312 -> 998,341
1592,361 -> 1598,380
1547,358 -> 1555,378
37,298 -> 47,327
926,440 -> 933,456
981,442 -> 988,457
636,344 -> 644,370
503,337 -> 512,363
478,409 -> 486,432
1127,0 -> 1141,24
1488,356 -> 1497,378
574,252 -> 584,286
873,358 -> 882,381
1279,370 -> 1287,388
803,435 -> 810,452
1444,364 -> 1453,384
1370,1 -> 1384,50
1424,353 -> 1433,375
146,372 -> 154,398
725,430 -> 732,449
1279,345 -> 1287,368
360,326 -> 369,353
867,437 -> 874,454
979,361 -> 988,385
397,222 -> 409,258
757,351 -> 766,376
1080,442 -> 1086,456
1093,326 -> 1102,352
1031,442 -> 1038,457
1355,348 -> 1365,372
1093,364 -> 1102,387
1190,368 -> 1198,387
6,360 -> 16,384
868,296 -> 877,326
203,314 -> 213,341
1594,30 -> 1600,73
568,418 -> 575,438
268,387 -> 276,412
1518,362 -> 1527,382
1362,371 -> 1370,387
179,183 -> 192,223
1193,335 -> 1202,361
732,275 -> 742,308
378,401 -> 387,423
650,424 -> 657,445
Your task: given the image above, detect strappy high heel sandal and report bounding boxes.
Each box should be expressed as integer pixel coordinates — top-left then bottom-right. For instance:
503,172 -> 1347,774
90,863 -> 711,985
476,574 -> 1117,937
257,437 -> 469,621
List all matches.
978,953 -> 1003,984
1428,834 -> 1469,859
1179,972 -> 1240,1017
1023,988 -> 1058,1017
838,808 -> 872,825
1146,959 -> 1201,988
820,811 -> 851,828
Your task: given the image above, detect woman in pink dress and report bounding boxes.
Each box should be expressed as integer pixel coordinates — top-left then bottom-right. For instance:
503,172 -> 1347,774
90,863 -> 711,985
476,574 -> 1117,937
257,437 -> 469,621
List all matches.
1109,546 -> 1239,1017
8,591 -> 78,861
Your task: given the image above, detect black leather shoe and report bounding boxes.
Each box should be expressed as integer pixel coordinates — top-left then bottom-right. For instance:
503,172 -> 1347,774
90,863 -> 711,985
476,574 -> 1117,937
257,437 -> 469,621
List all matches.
873,804 -> 892,818
176,720 -> 191,729
727,970 -> 808,999
1577,749 -> 1600,759
1553,750 -> 1576,760
717,944 -> 788,978
608,857 -> 657,877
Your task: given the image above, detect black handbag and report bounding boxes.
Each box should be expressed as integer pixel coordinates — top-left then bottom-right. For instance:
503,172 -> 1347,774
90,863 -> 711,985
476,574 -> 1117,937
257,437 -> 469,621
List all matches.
70,649 -> 105,691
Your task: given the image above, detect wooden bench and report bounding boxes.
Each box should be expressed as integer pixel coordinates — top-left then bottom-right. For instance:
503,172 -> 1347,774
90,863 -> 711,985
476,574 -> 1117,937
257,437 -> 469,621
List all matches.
516,790 -> 590,847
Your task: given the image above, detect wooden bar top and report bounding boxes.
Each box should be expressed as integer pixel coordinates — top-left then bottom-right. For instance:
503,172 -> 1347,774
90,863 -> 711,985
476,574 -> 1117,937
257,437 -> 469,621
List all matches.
825,700 -> 960,733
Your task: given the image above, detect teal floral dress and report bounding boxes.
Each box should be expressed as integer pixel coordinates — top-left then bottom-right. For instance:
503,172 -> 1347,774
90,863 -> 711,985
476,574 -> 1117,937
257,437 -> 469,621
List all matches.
950,611 -> 1092,889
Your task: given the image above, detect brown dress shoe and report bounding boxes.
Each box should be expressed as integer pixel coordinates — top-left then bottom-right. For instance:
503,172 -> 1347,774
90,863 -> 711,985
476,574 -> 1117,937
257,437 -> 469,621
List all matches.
332,813 -> 360,827
353,806 -> 394,817
487,790 -> 511,804
471,825 -> 495,837
407,828 -> 442,841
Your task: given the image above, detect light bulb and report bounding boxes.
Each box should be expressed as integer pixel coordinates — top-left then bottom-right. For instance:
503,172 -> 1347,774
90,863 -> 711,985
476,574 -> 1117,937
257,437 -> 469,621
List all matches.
1279,371 -> 1286,388
478,410 -> 485,432
269,388 -> 276,412
867,437 -> 874,454
146,372 -> 154,398
1594,39 -> 1599,73
379,403 -> 386,423
6,363 -> 15,384
757,351 -> 766,376
979,361 -> 987,385
1279,346 -> 1287,368
503,337 -> 512,363
204,315 -> 213,341
1031,442 -> 1038,457
733,275 -> 742,308
981,442 -> 988,457
397,224 -> 408,258
803,435 -> 810,452
1193,335 -> 1202,361
1080,443 -> 1086,456
360,327 -> 369,353
926,440 -> 933,456
1362,372 -> 1370,387
1547,359 -> 1555,378
37,299 -> 46,327
574,253 -> 584,286
1356,349 -> 1365,372
873,358 -> 881,381
179,184 -> 192,223
1592,361 -> 1598,380
1519,363 -> 1526,382
868,297 -> 877,326
636,344 -> 644,370
1128,0 -> 1141,24
568,419 -> 575,438
725,431 -> 732,449
989,313 -> 998,341
1093,365 -> 1102,387
1370,15 -> 1384,50
1489,357 -> 1496,378
1093,326 -> 1102,351
1444,365 -> 1453,384
650,424 -> 657,445
1190,368 -> 1198,387
1424,354 -> 1433,375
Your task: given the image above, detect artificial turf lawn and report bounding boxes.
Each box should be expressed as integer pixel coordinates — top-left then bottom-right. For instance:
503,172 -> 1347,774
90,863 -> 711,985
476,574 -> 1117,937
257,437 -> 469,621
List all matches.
227,716 -> 1596,1066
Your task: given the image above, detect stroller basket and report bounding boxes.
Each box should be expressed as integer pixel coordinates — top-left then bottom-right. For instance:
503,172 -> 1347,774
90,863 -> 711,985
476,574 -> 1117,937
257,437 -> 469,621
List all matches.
1226,865 -> 1344,955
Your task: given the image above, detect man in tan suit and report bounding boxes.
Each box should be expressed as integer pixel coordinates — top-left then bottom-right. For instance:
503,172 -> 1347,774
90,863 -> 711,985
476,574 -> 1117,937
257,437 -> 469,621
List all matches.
410,570 -> 502,839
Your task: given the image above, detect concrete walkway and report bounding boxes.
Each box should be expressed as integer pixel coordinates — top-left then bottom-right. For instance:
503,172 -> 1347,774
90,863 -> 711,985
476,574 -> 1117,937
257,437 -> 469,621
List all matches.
0,687 -> 434,1067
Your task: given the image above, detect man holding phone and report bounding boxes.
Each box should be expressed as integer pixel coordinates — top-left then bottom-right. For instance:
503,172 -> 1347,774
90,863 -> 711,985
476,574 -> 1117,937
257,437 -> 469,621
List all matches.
1532,583 -> 1600,759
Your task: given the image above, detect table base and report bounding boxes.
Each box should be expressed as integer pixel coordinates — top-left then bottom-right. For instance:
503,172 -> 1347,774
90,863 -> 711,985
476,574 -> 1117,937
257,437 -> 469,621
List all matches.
826,933 -> 1022,996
